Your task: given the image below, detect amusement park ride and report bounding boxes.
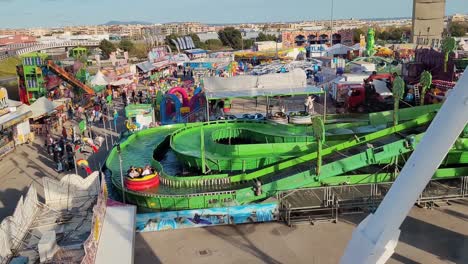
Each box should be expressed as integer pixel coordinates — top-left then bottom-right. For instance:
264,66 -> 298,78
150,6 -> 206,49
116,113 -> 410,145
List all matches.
17,47 -> 94,104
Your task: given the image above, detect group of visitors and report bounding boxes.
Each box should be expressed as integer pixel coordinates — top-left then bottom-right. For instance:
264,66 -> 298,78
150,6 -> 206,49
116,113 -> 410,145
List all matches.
45,134 -> 75,173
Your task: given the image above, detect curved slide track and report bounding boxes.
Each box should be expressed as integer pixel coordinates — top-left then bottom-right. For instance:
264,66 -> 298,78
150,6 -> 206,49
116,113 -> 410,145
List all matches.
105,105 -> 468,211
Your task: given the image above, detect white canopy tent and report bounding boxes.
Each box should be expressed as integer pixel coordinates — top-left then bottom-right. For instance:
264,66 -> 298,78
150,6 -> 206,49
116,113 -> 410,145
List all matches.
110,78 -> 133,86
29,97 -> 58,120
90,71 -> 110,86
202,69 -> 322,98
325,44 -> 357,57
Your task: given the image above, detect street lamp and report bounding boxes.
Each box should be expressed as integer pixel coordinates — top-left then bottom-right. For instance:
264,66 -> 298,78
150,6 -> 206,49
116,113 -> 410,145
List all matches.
330,0 -> 334,45
116,143 -> 126,203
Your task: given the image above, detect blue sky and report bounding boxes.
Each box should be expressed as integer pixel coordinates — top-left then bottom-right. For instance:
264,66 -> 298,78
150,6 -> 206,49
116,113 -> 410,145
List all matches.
0,0 -> 466,28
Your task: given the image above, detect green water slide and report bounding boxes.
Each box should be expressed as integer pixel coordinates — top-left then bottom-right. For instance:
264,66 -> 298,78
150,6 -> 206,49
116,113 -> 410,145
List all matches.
106,104 -> 468,211
109,129 -> 468,210
169,104 -> 442,173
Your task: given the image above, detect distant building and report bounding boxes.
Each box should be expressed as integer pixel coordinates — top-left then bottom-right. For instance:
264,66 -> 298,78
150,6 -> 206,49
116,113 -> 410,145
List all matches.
253,41 -> 282,52
281,29 -> 354,48
412,0 -> 446,48
0,35 -> 36,46
450,14 -> 468,23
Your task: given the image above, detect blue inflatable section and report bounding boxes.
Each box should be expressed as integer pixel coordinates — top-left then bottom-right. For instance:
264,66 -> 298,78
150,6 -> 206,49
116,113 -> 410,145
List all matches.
160,94 -> 182,124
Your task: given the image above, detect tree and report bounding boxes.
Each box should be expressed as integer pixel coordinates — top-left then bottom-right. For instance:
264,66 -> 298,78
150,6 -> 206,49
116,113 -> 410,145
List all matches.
441,37 -> 456,72
130,42 -> 149,59
419,71 -> 432,106
353,27 -> 366,43
99,39 -> 116,58
205,39 -> 224,50
188,33 -> 206,49
257,32 -> 278,42
218,27 -> 243,50
243,39 -> 255,49
449,22 -> 467,37
119,39 -> 135,52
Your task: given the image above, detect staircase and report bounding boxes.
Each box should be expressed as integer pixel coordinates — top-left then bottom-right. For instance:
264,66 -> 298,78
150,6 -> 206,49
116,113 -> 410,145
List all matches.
47,60 -> 95,95
182,106 -> 207,123
413,84 -> 421,105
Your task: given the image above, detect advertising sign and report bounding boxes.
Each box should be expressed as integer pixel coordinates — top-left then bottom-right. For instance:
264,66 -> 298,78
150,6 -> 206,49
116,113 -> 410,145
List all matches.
137,203 -> 279,232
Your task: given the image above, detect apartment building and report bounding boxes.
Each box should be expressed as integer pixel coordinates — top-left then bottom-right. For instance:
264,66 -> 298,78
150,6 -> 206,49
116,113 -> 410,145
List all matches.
450,14 -> 468,23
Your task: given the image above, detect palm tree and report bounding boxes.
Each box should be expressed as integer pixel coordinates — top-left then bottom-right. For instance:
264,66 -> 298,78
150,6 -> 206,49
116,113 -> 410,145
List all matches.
392,76 -> 405,126
419,71 -> 432,106
441,37 -> 456,72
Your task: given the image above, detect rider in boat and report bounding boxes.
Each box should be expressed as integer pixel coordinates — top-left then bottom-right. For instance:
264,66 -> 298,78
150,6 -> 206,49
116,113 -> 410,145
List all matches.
141,165 -> 154,176
127,166 -> 141,178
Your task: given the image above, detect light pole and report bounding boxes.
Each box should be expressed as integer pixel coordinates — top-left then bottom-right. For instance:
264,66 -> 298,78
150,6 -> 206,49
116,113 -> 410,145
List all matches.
330,0 -> 334,45
102,115 -> 109,151
116,143 -> 126,203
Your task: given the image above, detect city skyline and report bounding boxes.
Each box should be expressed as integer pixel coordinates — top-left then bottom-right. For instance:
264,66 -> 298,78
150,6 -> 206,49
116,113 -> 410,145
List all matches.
0,0 -> 466,29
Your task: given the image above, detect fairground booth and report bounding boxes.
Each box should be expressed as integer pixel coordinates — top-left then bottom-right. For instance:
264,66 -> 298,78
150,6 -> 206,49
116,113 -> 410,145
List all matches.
0,87 -> 33,158
124,104 -> 155,131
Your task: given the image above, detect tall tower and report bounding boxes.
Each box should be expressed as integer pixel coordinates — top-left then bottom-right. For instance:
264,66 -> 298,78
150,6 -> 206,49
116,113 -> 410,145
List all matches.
412,0 -> 446,48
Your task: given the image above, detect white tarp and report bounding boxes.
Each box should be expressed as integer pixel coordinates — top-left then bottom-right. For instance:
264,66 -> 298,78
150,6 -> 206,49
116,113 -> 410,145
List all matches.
203,68 -> 319,98
29,97 -> 57,120
325,44 -> 356,56
90,71 -> 110,86
110,78 -> 133,86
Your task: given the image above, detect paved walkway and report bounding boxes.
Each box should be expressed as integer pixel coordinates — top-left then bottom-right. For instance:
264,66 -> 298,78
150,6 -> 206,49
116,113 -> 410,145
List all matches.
0,101 -> 127,221
136,200 -> 468,264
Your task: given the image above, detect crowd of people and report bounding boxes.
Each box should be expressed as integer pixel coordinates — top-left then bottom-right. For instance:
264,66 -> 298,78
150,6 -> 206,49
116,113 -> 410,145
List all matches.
45,133 -> 75,173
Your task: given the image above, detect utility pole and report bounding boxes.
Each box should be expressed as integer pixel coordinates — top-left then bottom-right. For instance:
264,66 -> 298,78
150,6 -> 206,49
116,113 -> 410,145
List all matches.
241,32 -> 244,50
330,0 -> 334,45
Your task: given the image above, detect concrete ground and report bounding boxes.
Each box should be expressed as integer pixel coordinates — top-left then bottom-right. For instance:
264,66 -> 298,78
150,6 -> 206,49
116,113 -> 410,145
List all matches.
1,96 -> 467,264
135,200 -> 468,264
0,101 -> 126,221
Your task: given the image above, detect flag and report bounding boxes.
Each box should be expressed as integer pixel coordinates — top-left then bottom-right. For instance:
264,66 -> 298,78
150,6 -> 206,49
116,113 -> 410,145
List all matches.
79,120 -> 87,133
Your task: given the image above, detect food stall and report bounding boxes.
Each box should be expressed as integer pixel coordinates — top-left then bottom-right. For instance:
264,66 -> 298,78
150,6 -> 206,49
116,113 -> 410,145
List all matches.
29,97 -> 60,135
0,87 -> 33,157
124,104 -> 155,131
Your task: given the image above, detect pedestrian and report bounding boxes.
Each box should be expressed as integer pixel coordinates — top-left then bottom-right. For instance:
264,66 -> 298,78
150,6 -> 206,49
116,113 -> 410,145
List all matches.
46,134 -> 54,155
121,91 -> 127,107
65,143 -> 74,172
113,109 -> 119,130
67,104 -> 73,120
131,90 -> 136,102
62,126 -> 67,140
84,110 -> 89,123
